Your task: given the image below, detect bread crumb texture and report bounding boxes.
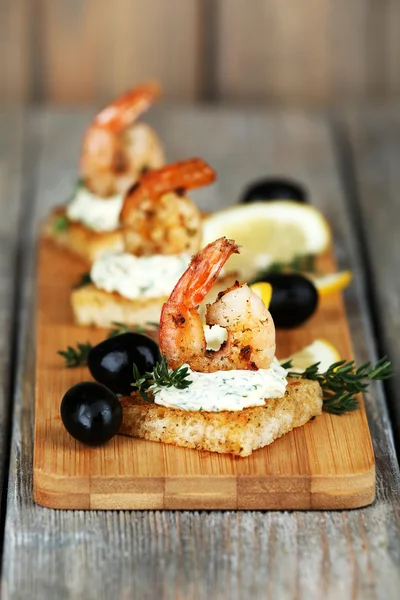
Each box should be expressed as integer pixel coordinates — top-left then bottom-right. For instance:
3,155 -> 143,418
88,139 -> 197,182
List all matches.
120,379 -> 322,456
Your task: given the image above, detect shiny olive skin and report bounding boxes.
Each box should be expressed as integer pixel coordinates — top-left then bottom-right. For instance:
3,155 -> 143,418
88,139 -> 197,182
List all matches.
61,381 -> 122,446
87,332 -> 161,395
261,273 -> 318,328
241,178 -> 308,204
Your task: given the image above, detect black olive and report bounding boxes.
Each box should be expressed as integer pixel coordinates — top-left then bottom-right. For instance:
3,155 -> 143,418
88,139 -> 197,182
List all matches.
241,178 -> 308,204
87,332 -> 161,395
259,273 -> 318,328
61,382 -> 122,446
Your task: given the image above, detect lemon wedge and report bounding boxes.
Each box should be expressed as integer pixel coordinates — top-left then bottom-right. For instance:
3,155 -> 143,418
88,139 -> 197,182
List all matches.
202,201 -> 332,279
249,282 -> 272,307
311,271 -> 352,298
280,339 -> 341,374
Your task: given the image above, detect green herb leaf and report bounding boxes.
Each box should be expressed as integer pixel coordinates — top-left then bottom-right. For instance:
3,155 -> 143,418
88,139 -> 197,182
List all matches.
107,321 -> 160,338
279,359 -> 293,370
58,322 -> 161,368
73,271 -> 92,289
287,357 -> 392,415
53,215 -> 70,232
58,342 -> 92,368
251,254 -> 317,283
146,321 -> 161,329
131,356 -> 192,402
107,322 -> 133,338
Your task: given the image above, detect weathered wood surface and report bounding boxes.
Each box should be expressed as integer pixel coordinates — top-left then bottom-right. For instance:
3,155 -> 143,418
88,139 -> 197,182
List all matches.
0,111 -> 24,504
342,108 -> 400,445
1,107 -> 400,599
216,0 -> 400,105
3,1 -> 400,105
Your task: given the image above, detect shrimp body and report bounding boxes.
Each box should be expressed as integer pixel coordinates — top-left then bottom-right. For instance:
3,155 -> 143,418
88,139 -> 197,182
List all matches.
160,237 -> 276,372
120,158 -> 215,256
80,82 -> 164,197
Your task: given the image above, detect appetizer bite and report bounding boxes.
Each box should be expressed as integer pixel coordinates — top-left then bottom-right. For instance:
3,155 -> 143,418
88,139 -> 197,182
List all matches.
44,81 -> 165,263
59,239 -> 392,453
119,237 -> 323,456
70,159 -> 232,328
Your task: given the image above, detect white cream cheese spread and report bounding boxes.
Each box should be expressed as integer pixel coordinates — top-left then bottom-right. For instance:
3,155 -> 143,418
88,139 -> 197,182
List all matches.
91,252 -> 190,300
153,359 -> 288,412
67,186 -> 124,232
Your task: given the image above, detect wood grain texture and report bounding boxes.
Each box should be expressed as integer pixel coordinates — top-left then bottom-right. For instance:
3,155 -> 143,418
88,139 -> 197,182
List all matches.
0,111 -> 24,501
217,0 -> 331,104
38,0 -> 202,103
1,107 -> 400,599
34,241 -> 374,510
216,0 -> 400,105
0,0 -> 30,104
342,107 -> 400,442
3,1 -> 400,105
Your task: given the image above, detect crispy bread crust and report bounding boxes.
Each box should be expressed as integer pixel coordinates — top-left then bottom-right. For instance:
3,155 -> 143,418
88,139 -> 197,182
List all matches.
71,273 -> 238,328
119,379 -> 323,456
71,284 -> 167,328
43,208 -> 125,264
43,206 -> 211,266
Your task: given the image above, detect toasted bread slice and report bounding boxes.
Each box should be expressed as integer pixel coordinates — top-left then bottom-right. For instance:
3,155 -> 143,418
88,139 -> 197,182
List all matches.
71,284 -> 166,327
71,273 -> 238,328
44,203 -> 212,266
43,208 -> 125,264
119,379 -> 322,457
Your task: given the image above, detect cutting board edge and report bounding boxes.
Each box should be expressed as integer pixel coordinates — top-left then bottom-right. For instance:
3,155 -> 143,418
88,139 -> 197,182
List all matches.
33,237 -> 377,511
33,462 -> 376,510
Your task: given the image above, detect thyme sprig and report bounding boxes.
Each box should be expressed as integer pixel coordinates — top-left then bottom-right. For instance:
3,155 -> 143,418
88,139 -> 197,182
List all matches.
131,356 -> 192,402
58,322 -> 160,367
268,254 -> 317,274
107,321 -> 159,337
252,254 -> 317,283
285,357 -> 392,415
58,342 -> 92,368
107,321 -> 135,337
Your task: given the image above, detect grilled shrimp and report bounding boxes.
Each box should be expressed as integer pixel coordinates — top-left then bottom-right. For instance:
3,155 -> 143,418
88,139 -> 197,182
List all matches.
159,237 -> 276,372
120,158 -> 215,256
80,81 -> 165,197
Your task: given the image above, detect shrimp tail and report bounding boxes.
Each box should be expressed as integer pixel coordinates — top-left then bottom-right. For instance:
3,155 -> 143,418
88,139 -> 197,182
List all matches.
168,237 -> 239,306
159,237 -> 276,373
92,81 -> 161,132
120,158 -> 215,225
159,238 -> 239,365
80,81 -> 164,196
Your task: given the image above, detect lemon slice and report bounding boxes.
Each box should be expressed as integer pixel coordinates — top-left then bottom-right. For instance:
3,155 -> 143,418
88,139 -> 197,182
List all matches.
280,339 -> 341,374
202,201 -> 331,279
311,271 -> 352,298
249,282 -> 272,307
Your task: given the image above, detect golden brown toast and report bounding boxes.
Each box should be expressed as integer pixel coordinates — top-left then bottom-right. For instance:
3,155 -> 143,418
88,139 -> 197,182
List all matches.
71,273 -> 238,328
71,284 -> 167,328
43,208 -> 125,265
119,379 -> 322,457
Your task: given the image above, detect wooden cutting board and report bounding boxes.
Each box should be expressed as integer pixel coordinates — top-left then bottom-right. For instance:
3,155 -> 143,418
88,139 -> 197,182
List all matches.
34,239 -> 375,510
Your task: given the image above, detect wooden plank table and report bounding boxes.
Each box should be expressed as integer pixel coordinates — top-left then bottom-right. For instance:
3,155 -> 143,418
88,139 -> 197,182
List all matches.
341,107 -> 400,445
0,106 -> 399,599
0,111 -> 24,514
